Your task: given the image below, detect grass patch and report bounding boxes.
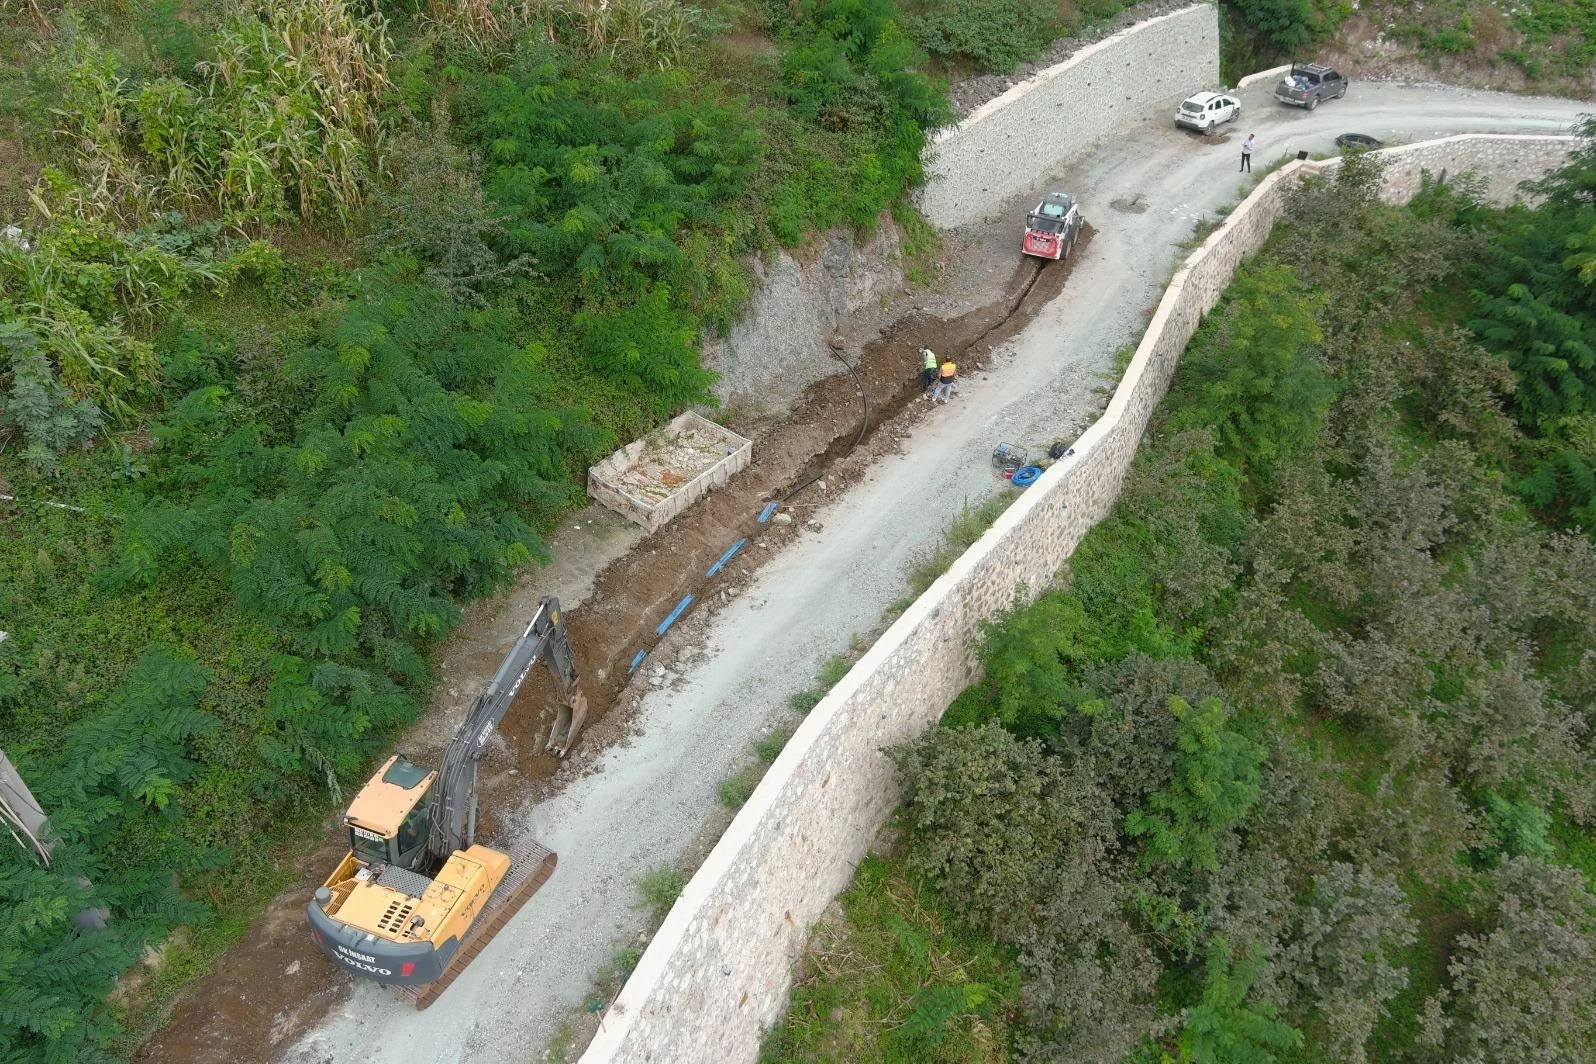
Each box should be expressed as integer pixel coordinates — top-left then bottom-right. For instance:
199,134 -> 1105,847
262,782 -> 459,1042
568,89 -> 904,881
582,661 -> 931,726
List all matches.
760,854 -> 1018,1064
818,652 -> 853,689
634,864 -> 688,921
1550,811 -> 1596,891
718,764 -> 765,808
789,688 -> 825,712
906,495 -> 1013,594
543,1018 -> 582,1064
756,724 -> 798,763
894,198 -> 944,288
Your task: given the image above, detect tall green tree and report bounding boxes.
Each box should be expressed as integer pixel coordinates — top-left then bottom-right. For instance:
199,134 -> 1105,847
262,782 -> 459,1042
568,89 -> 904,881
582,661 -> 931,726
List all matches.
1180,939 -> 1305,1064
1125,696 -> 1264,875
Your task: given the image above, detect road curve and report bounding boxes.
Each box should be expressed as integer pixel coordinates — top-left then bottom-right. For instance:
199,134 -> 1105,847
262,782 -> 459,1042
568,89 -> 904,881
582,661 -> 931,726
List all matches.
281,82 -> 1588,1064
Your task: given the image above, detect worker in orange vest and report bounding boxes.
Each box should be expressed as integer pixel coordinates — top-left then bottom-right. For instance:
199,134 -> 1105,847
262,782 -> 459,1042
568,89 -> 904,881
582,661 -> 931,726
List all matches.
932,358 -> 957,403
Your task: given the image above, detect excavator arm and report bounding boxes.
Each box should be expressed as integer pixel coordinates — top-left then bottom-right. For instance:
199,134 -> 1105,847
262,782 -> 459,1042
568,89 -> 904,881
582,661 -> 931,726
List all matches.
428,597 -> 588,858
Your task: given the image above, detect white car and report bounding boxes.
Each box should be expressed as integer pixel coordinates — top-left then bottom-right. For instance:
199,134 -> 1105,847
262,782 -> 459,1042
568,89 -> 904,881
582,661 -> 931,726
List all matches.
1175,91 -> 1240,134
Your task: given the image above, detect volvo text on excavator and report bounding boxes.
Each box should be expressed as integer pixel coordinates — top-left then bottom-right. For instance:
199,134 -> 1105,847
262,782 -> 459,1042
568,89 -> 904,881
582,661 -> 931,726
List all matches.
306,596 -> 588,1008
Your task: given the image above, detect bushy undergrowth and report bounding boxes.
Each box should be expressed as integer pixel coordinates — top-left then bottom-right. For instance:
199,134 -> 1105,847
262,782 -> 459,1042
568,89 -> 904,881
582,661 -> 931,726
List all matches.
761,855 -> 1019,1064
1222,0 -> 1596,86
767,152 -> 1596,1064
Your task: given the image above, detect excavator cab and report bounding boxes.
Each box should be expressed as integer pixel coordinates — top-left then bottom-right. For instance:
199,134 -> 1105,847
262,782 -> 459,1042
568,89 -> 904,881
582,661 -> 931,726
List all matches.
342,757 -> 435,870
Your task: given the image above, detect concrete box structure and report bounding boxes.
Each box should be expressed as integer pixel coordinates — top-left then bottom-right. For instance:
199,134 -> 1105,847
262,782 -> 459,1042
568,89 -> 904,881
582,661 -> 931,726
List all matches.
587,412 -> 752,534
578,134 -> 1577,1064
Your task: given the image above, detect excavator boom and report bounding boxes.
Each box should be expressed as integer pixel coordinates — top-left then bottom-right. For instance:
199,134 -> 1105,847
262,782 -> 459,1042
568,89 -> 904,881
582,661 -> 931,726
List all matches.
430,597 -> 587,859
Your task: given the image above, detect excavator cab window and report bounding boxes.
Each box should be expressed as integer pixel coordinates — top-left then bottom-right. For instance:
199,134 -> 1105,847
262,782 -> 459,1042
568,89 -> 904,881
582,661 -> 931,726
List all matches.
382,759 -> 430,788
350,825 -> 391,864
396,803 -> 430,858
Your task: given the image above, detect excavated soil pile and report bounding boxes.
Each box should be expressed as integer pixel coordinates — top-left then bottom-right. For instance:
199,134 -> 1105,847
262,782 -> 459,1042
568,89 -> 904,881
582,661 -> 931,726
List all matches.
134,232 -> 1090,1064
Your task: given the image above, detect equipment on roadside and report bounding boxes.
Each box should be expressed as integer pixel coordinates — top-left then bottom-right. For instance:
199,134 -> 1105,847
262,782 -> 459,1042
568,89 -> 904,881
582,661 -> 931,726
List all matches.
992,443 -> 1029,475
1022,192 -> 1084,261
306,597 -> 588,1008
1011,465 -> 1043,488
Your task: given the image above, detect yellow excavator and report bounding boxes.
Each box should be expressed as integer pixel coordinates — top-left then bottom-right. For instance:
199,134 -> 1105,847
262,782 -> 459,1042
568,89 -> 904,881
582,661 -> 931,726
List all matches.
306,596 -> 589,1008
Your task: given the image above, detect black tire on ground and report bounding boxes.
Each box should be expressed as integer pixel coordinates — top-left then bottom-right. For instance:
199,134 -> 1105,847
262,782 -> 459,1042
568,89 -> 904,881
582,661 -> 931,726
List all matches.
1337,85 -> 1347,99
1308,96 -> 1319,111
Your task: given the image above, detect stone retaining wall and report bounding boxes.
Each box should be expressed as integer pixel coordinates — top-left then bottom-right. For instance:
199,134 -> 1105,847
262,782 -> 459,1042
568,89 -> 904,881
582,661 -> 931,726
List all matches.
1370,134 -> 1576,205
918,4 -> 1219,229
579,134 -> 1576,1064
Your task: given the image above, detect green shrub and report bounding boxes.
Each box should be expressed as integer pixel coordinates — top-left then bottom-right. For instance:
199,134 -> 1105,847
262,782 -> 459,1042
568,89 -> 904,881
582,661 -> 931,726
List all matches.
905,0 -> 1059,73
1179,939 -> 1305,1063
635,864 -> 688,920
766,0 -> 950,238
1168,263 -> 1333,491
112,277 -> 593,782
1227,0 -> 1344,54
0,648 -> 215,1063
0,323 -> 105,473
1123,696 -> 1264,876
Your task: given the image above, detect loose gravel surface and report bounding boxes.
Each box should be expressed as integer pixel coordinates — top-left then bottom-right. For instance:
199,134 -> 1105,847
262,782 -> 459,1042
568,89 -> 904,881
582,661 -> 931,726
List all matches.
211,83 -> 1585,1064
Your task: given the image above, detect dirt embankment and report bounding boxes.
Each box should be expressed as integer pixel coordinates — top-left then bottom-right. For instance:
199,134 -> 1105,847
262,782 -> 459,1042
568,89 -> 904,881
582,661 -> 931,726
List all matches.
134,234 -> 1091,1064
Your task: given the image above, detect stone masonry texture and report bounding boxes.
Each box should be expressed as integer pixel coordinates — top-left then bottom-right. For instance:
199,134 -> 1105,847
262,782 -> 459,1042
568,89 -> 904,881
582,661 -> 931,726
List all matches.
918,4 -> 1219,229
578,125 -> 1576,1064
701,223 -> 904,418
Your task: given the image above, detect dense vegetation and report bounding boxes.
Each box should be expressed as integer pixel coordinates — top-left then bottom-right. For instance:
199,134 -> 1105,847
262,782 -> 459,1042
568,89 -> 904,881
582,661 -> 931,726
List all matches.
1220,0 -> 1596,87
0,0 -> 956,1057
765,142 -> 1596,1064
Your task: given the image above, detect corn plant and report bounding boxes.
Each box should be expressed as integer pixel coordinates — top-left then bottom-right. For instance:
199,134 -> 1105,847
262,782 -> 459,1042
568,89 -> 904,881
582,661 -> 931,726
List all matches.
203,0 -> 395,228
44,15 -> 155,224
430,0 -> 702,68
425,0 -> 507,54
40,2 -> 394,231
131,78 -> 220,208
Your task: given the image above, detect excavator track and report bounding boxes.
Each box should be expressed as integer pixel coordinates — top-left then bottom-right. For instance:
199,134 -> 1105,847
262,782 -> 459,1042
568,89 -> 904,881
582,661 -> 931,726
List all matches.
390,837 -> 558,1010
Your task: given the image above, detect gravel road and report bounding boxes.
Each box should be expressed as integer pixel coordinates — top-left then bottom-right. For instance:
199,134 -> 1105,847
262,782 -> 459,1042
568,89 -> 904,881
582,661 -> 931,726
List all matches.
281,83 -> 1588,1064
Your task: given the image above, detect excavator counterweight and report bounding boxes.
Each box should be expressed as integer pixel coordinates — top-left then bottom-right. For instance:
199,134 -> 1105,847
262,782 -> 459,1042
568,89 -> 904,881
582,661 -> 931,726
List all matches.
306,596 -> 585,1006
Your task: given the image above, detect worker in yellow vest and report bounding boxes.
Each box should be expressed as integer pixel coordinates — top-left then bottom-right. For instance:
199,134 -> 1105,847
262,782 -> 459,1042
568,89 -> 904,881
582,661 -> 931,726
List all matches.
920,347 -> 938,395
932,358 -> 957,403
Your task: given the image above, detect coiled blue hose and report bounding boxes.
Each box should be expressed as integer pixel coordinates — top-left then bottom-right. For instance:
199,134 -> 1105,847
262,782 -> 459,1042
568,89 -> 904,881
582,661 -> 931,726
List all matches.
1011,465 -> 1043,488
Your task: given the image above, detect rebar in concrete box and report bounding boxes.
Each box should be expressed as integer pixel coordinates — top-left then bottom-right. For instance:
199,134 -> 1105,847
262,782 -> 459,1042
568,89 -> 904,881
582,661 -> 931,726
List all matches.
587,412 -> 753,534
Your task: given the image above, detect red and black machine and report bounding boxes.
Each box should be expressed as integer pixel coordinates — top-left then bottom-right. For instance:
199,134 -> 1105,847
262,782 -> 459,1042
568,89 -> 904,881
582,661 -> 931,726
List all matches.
1022,191 -> 1084,261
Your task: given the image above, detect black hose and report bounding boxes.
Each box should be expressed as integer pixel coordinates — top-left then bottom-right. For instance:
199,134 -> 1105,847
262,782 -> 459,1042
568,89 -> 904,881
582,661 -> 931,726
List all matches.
780,348 -> 869,506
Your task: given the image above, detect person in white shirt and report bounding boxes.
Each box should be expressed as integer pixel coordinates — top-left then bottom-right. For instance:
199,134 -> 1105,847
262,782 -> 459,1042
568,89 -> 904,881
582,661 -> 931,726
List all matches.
1241,133 -> 1256,173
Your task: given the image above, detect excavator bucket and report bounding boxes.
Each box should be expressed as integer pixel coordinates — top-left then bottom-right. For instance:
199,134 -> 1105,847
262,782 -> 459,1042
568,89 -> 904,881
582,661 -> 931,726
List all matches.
543,690 -> 589,758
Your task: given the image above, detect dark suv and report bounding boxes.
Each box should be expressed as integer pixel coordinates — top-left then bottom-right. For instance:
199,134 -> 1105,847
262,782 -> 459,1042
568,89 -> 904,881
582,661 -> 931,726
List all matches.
1273,63 -> 1348,110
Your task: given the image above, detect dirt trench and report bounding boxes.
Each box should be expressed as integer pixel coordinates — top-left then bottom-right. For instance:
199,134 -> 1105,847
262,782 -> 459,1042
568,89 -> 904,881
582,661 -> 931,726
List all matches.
133,234 -> 1088,1064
